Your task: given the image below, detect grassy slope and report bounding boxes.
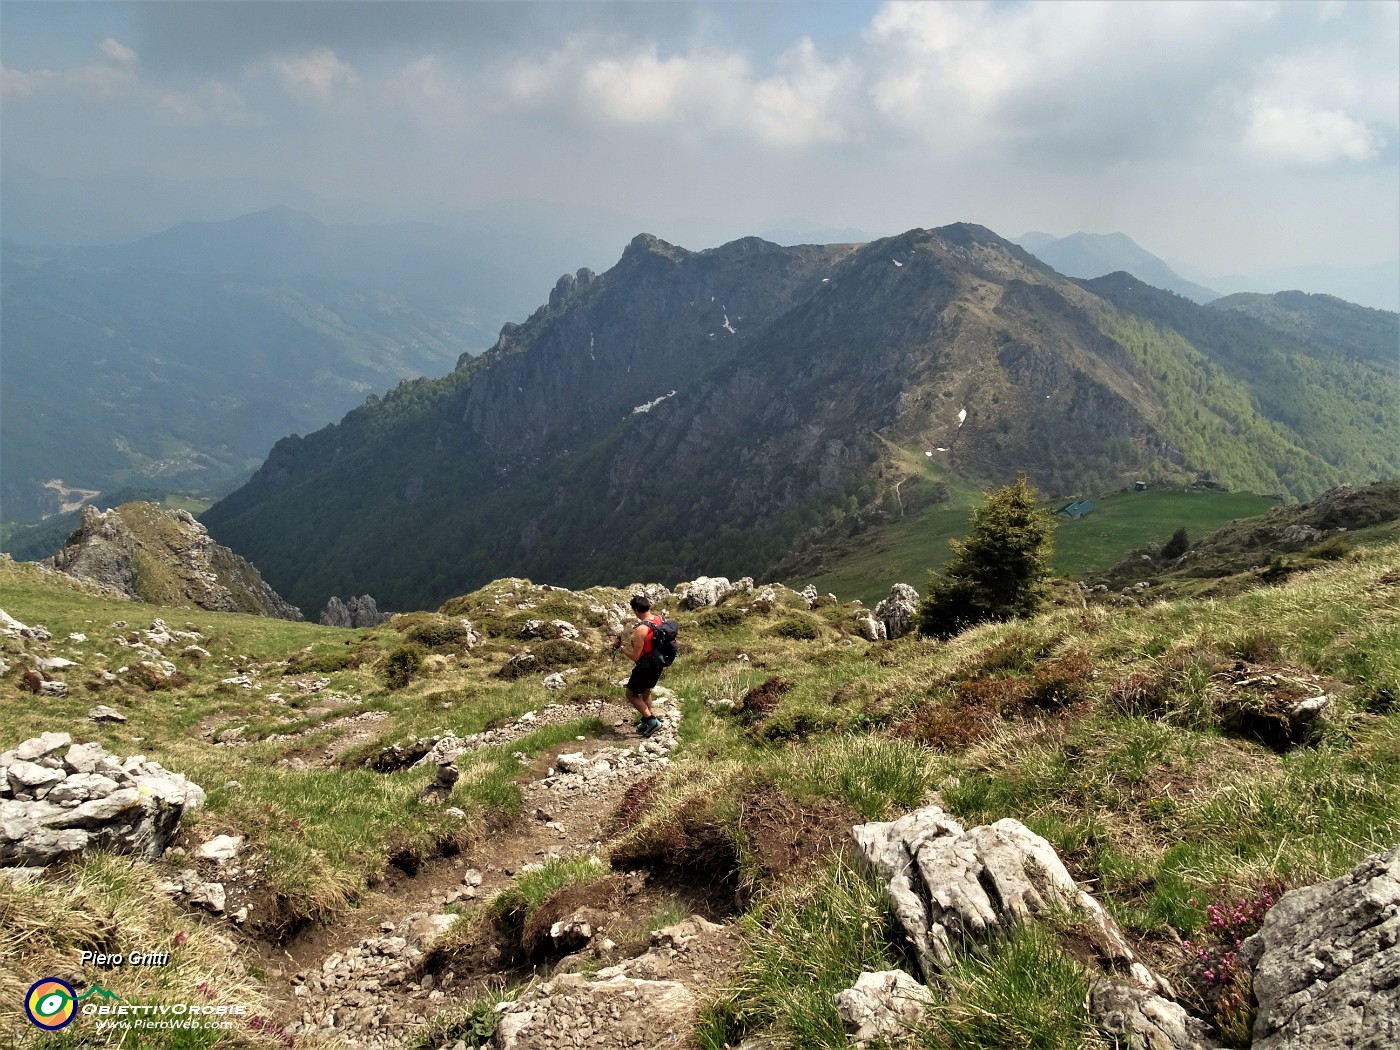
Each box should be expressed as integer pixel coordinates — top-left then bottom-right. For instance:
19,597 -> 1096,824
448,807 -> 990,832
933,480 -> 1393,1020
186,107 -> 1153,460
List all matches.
800,485 -> 1279,605
3,540 -> 1399,1048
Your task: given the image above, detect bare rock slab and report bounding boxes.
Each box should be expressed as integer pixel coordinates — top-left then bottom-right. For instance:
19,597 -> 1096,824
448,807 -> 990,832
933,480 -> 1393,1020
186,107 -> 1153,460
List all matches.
1241,844 -> 1399,1050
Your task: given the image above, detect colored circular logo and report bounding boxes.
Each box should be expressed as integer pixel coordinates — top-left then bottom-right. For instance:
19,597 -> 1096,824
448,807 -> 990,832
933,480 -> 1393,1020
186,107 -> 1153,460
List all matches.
25,978 -> 77,1031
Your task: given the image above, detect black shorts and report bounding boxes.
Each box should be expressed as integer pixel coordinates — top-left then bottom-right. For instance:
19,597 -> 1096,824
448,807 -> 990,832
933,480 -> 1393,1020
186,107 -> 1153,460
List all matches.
626,656 -> 664,695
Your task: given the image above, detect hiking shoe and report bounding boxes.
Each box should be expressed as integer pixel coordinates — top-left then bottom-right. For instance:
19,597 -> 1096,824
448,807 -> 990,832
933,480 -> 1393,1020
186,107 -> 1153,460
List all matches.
638,716 -> 662,738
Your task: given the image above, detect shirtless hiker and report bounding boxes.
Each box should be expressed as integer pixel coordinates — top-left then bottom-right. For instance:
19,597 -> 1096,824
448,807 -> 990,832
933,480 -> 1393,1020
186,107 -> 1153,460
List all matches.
613,594 -> 665,737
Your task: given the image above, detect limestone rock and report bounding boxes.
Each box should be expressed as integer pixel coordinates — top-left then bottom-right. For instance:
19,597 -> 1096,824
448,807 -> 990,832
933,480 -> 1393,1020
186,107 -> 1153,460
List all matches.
676,576 -> 738,610
1089,979 -> 1219,1050
1240,844 -> 1399,1050
853,807 -> 1161,993
198,834 -> 243,863
834,969 -> 932,1048
46,503 -> 301,620
854,610 -> 887,641
319,595 -> 390,628
875,583 -> 920,639
1,737 -> 204,866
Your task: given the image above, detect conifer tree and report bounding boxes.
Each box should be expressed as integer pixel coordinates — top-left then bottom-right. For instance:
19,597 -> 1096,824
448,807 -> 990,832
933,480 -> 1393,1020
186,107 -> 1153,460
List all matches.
917,474 -> 1056,639
1162,526 -> 1190,559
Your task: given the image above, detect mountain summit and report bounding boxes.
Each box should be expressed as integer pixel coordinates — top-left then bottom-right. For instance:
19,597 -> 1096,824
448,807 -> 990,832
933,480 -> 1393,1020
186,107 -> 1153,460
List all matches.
201,224 -> 1398,613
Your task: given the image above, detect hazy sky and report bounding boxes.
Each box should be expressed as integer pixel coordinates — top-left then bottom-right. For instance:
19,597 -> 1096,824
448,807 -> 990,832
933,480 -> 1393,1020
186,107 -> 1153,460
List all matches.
2,0 -> 1397,274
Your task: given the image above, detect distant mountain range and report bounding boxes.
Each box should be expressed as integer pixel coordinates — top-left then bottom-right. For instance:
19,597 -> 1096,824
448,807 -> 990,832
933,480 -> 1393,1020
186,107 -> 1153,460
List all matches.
1016,230 -> 1399,312
199,223 -> 1399,614
0,208 -> 548,522
1014,231 -> 1221,303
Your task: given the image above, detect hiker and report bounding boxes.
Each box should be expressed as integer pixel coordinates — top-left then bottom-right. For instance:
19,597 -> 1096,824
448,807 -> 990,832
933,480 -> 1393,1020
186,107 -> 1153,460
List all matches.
614,594 -> 665,737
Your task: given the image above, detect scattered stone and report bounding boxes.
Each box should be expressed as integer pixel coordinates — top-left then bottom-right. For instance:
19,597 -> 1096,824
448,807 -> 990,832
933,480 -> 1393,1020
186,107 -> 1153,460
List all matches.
88,705 -> 128,723
541,672 -> 567,690
198,834 -> 243,863
187,879 -> 227,914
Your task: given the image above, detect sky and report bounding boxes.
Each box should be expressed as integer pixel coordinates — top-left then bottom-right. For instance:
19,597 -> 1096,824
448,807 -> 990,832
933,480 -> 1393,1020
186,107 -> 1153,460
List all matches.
2,0 -> 1398,277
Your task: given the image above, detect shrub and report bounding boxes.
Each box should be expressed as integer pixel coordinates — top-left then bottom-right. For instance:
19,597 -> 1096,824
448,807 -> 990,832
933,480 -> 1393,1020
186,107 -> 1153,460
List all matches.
285,648 -> 364,675
772,616 -> 820,640
1026,651 -> 1096,708
698,606 -> 746,630
403,617 -> 476,650
383,643 -> 427,690
751,708 -> 830,744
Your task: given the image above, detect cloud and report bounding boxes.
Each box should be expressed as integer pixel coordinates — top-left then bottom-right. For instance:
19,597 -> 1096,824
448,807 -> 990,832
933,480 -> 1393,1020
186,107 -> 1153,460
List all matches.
98,38 -> 139,66
748,39 -> 855,147
264,48 -> 359,102
857,0 -> 1395,169
1245,104 -> 1383,165
581,47 -> 749,126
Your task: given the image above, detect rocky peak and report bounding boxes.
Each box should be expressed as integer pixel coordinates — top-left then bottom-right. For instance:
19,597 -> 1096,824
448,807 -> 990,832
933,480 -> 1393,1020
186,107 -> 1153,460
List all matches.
46,502 -> 301,620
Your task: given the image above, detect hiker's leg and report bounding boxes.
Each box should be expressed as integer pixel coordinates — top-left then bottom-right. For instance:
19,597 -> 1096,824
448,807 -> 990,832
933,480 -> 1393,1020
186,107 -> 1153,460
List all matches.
625,687 -> 652,719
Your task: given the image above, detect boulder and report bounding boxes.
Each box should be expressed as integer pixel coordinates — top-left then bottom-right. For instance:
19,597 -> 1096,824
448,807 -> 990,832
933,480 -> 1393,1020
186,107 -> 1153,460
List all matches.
1,737 -> 204,866
1240,845 -> 1399,1050
875,584 -> 920,639
834,969 -> 932,1048
853,807 -> 1161,994
854,611 -> 887,641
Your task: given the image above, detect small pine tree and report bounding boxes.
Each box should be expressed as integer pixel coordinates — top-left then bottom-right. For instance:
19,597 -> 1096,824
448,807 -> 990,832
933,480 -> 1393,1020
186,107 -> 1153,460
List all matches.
1162,526 -> 1190,560
917,474 -> 1057,639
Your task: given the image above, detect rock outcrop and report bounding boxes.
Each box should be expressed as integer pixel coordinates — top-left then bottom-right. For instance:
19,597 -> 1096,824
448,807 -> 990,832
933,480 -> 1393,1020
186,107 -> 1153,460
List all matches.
1,733 -> 206,867
852,807 -> 1162,991
47,503 -> 301,619
1241,844 -> 1399,1050
875,584 -> 920,639
320,595 -> 390,628
675,576 -> 749,610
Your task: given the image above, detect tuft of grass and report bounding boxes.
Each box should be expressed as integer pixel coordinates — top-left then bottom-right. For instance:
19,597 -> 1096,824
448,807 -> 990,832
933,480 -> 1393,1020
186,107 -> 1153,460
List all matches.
915,924 -> 1094,1050
490,856 -> 610,921
696,857 -> 906,1049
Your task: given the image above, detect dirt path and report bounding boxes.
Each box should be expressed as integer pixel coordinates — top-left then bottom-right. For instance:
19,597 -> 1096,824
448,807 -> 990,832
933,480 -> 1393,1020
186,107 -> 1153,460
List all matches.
257,693 -> 716,1048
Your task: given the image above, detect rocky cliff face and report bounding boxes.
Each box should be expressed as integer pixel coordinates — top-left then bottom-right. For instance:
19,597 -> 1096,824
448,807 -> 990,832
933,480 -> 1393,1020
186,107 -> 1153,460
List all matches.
47,503 -> 301,620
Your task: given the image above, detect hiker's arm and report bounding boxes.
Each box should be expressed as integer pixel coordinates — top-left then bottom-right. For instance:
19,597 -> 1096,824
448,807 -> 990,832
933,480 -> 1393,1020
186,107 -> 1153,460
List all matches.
621,623 -> 647,662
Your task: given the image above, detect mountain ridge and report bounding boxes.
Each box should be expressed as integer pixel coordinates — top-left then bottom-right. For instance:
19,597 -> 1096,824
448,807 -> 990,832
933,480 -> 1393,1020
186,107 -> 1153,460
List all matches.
200,223 -> 1398,613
